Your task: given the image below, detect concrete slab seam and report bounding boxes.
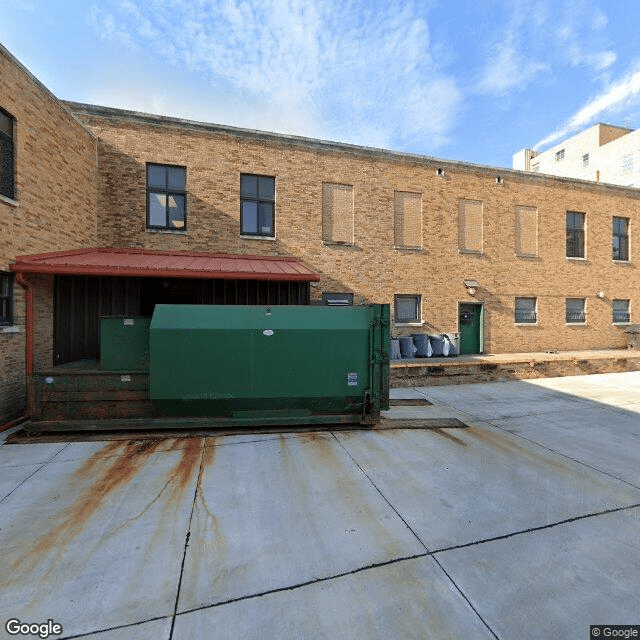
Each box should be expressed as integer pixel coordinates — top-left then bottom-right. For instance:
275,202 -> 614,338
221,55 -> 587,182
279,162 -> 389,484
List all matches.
175,552 -> 430,617
429,553 -> 501,640
432,502 -> 640,555
55,615 -> 171,640
411,387 -> 585,421
168,443 -> 208,640
485,421 -> 640,492
332,426 -> 502,640
329,431 -> 429,551
0,442 -> 71,503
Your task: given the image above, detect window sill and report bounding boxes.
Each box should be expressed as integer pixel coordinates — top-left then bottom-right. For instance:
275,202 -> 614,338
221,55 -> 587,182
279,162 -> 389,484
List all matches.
613,322 -> 631,326
458,250 -> 484,256
241,235 -> 277,242
394,245 -> 423,252
515,322 -> 539,327
565,322 -> 587,326
146,228 -> 187,235
0,194 -> 18,207
0,325 -> 20,334
395,321 -> 424,327
323,241 -> 353,247
566,256 -> 587,261
515,254 -> 540,260
612,260 -> 632,265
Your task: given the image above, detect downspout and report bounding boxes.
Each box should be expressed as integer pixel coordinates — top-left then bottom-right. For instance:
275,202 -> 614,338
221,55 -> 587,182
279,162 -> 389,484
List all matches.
15,272 -> 34,420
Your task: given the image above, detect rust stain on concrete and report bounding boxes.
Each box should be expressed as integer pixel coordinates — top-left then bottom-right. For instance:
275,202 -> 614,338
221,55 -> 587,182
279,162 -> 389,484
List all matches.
9,437 -> 207,581
431,428 -> 467,446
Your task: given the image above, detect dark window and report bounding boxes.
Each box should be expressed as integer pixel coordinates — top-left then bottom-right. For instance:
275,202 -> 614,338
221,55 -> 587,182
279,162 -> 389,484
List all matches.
322,292 -> 354,306
612,299 -> 630,324
515,297 -> 537,323
395,294 -> 421,323
613,217 -> 630,261
0,272 -> 13,326
241,174 -> 275,237
566,212 -> 585,258
0,108 -> 15,200
555,149 -> 565,162
147,164 -> 186,230
566,298 -> 586,323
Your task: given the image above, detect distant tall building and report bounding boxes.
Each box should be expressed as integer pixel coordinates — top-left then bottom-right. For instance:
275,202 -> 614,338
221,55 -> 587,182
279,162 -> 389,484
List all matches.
513,123 -> 640,188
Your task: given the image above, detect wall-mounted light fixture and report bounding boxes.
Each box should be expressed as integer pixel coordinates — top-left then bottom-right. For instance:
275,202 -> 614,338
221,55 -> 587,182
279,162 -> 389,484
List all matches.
597,291 -> 605,299
436,168 -> 445,176
464,279 -> 479,296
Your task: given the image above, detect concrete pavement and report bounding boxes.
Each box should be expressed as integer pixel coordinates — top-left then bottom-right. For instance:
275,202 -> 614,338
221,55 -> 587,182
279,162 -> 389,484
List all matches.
1,371 -> 639,639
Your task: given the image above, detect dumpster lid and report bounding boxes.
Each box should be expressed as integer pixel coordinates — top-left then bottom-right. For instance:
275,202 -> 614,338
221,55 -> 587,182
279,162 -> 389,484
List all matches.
10,248 -> 321,281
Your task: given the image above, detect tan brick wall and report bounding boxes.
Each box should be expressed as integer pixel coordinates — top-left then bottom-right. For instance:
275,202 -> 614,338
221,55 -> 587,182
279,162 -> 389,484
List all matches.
0,48 -> 97,421
71,108 -> 640,356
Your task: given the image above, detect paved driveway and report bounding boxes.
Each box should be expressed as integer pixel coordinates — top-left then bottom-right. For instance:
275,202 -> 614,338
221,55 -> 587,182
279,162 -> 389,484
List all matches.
1,372 -> 639,639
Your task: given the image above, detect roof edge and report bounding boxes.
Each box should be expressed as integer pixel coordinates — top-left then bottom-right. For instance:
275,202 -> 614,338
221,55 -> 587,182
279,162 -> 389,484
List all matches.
65,101 -> 640,196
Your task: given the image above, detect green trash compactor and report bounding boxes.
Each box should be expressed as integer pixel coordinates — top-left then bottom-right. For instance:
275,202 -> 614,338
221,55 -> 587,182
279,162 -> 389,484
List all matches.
149,304 -> 390,426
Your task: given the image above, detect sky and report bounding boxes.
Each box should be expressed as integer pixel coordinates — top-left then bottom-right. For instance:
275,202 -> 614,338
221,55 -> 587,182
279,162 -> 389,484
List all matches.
3,0 -> 640,168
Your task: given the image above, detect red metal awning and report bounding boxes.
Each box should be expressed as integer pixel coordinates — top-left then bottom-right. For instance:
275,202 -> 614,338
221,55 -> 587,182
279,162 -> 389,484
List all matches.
9,248 -> 321,282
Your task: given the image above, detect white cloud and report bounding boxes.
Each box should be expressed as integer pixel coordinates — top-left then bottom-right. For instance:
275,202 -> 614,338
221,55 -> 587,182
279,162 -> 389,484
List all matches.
535,64 -> 640,148
86,0 -> 460,151
476,1 -> 616,96
10,0 -> 36,11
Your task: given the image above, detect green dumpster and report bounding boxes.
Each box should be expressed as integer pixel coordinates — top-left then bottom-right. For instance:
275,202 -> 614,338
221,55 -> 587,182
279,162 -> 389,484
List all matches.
100,316 -> 151,371
149,304 -> 389,425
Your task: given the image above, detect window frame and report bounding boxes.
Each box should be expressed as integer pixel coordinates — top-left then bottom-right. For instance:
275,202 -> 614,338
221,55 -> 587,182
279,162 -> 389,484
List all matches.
555,149 -> 565,162
0,107 -> 16,201
322,292 -> 354,306
582,153 -> 589,168
0,272 -> 14,326
240,174 -> 275,238
612,216 -> 630,262
612,299 -> 630,324
146,163 -> 187,231
394,294 -> 422,324
515,297 -> 537,324
566,211 -> 586,259
566,298 -> 586,324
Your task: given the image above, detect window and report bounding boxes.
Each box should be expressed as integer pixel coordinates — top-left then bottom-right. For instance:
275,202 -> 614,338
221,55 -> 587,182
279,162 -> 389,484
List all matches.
0,272 -> 13,326
147,164 -> 186,230
566,298 -> 586,324
394,191 -> 422,248
515,297 -> 537,323
322,183 -> 353,244
531,163 -> 540,173
622,154 -> 633,174
555,149 -> 565,162
515,205 -> 538,257
612,299 -> 630,324
582,153 -> 589,168
240,174 -> 275,237
322,292 -> 354,306
613,217 -> 630,261
0,108 -> 15,200
458,199 -> 483,254
566,211 -> 585,258
395,295 -> 421,323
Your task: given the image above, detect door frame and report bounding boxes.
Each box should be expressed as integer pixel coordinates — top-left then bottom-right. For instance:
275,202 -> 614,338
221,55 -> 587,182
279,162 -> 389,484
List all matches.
458,301 -> 484,354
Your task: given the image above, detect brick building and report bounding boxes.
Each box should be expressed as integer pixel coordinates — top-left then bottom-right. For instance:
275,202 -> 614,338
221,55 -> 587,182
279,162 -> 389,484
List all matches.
2,43 -> 639,422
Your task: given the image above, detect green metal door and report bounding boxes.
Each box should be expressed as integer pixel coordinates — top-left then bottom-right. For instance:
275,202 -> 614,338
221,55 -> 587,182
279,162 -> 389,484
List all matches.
459,303 -> 483,354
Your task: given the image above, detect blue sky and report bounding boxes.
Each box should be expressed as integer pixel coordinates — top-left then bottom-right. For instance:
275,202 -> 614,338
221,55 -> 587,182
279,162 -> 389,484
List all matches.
3,0 -> 640,168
